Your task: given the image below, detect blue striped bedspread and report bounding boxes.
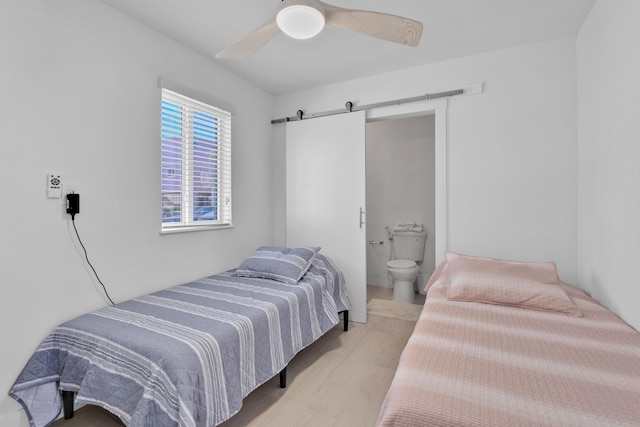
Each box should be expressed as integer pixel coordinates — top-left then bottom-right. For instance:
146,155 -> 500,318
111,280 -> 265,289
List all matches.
10,254 -> 350,427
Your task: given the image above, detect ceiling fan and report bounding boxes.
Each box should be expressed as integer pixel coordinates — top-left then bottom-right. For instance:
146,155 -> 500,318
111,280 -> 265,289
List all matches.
215,0 -> 423,59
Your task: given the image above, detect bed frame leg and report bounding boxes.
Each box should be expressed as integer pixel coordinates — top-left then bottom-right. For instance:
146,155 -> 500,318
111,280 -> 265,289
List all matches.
277,308 -> 349,391
342,310 -> 349,331
62,390 -> 75,419
279,367 -> 287,388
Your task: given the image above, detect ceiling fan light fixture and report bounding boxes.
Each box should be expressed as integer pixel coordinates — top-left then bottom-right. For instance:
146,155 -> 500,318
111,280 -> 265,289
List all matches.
216,0 -> 423,59
276,4 -> 325,40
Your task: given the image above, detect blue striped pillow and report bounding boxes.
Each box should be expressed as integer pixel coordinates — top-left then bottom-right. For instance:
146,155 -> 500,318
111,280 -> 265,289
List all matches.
233,246 -> 321,284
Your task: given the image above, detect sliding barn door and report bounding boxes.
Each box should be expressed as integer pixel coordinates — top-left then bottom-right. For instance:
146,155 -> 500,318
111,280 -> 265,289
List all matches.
286,111 -> 367,323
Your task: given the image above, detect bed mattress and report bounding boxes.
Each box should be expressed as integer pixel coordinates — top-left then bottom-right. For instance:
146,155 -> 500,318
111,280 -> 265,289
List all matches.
11,253 -> 350,427
377,280 -> 640,426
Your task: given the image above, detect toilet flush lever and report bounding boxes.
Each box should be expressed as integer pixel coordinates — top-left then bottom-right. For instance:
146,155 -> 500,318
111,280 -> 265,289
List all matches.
359,207 -> 365,229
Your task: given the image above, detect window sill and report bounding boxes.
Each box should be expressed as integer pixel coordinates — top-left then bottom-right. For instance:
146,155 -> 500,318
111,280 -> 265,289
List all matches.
160,224 -> 235,235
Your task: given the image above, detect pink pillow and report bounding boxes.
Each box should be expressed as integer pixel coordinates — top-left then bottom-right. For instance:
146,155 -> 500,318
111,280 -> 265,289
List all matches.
446,251 -> 560,285
445,252 -> 582,317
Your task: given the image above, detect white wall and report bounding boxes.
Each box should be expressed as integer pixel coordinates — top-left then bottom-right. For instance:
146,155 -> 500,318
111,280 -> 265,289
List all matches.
365,116 -> 436,288
577,0 -> 640,331
274,37 -> 579,284
0,1 -> 275,424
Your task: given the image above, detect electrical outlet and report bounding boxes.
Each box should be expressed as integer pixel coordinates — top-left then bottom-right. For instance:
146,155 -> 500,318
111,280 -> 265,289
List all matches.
64,184 -> 80,219
65,184 -> 79,195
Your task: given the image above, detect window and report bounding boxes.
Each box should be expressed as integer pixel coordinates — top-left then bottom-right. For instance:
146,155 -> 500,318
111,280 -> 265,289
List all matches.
161,88 -> 232,231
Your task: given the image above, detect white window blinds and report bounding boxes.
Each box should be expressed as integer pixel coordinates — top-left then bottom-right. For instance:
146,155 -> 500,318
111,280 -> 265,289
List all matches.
161,88 -> 232,230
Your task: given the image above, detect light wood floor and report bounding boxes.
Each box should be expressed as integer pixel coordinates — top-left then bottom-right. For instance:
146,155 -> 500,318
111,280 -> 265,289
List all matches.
52,285 -> 424,427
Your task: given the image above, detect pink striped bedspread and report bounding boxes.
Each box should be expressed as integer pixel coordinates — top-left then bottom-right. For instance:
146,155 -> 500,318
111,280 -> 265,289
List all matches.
377,281 -> 640,426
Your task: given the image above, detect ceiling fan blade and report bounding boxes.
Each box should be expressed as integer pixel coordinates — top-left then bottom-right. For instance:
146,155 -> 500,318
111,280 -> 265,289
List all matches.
215,19 -> 280,59
321,1 -> 423,47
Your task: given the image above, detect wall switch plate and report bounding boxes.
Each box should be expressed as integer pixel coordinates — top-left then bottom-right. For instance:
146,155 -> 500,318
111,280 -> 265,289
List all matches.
47,174 -> 62,198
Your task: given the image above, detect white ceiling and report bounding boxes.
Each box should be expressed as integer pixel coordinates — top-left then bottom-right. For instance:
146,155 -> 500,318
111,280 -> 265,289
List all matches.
100,0 -> 596,96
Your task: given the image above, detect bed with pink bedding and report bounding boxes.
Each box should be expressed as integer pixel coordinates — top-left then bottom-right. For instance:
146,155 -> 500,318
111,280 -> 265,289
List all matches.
377,252 -> 640,427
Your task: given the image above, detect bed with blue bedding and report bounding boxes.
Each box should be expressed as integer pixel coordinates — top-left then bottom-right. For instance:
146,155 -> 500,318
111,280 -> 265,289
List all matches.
10,248 -> 350,427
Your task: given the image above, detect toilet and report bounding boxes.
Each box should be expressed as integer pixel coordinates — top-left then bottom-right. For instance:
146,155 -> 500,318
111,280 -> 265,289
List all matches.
387,224 -> 427,303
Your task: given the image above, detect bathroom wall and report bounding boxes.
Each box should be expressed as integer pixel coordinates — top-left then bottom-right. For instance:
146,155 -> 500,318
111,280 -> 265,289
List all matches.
365,115 -> 436,290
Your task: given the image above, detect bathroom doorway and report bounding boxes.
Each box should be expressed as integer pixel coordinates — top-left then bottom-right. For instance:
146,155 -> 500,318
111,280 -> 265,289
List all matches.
365,114 -> 436,301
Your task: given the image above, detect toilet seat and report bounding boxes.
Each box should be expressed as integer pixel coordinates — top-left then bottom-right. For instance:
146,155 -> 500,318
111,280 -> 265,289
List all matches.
387,259 -> 417,269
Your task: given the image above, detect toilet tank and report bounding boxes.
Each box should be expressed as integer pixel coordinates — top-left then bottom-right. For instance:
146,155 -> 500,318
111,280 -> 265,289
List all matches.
391,230 -> 427,261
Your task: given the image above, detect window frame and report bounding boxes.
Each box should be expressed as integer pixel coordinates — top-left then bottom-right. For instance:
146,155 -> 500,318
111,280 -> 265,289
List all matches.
160,85 -> 233,233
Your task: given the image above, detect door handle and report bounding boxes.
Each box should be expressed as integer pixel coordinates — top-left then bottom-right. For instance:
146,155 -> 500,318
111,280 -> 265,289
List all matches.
359,207 -> 365,229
